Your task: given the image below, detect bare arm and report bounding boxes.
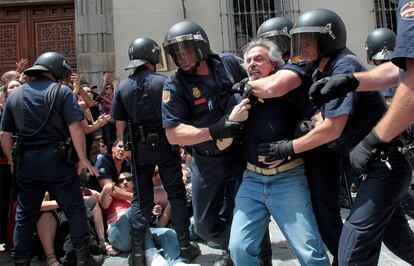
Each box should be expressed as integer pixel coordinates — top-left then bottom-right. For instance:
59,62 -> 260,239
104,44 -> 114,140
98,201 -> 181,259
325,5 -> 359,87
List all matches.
99,183 -> 114,209
374,58 -> 414,142
98,179 -> 133,201
354,62 -> 399,92
0,131 -> 13,165
292,115 -> 348,153
116,120 -> 126,139
166,124 -> 212,145
250,69 -> 302,98
81,114 -> 110,134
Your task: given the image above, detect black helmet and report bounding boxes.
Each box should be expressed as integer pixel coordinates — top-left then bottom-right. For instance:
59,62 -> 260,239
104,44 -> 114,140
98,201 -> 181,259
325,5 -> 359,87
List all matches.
365,28 -> 396,65
163,21 -> 210,67
257,17 -> 293,59
125,37 -> 162,70
24,52 -> 72,81
290,9 -> 346,62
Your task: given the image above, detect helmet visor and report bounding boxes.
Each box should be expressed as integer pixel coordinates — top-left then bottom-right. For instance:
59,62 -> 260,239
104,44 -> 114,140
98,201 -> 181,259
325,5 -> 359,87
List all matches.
164,41 -> 200,69
290,32 -> 319,63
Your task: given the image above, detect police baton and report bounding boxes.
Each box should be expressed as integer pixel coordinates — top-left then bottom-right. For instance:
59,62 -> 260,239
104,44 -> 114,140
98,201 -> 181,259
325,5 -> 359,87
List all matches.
126,120 -> 141,207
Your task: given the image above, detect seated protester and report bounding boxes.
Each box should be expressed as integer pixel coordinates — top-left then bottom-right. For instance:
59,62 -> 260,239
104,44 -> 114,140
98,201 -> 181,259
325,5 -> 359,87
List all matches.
88,138 -> 131,193
153,166 -> 171,227
36,192 -> 106,266
100,172 -> 199,266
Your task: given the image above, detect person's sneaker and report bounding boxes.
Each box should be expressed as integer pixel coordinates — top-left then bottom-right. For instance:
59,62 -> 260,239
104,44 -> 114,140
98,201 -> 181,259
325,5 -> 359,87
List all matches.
145,248 -> 168,266
180,242 -> 201,261
213,250 -> 233,266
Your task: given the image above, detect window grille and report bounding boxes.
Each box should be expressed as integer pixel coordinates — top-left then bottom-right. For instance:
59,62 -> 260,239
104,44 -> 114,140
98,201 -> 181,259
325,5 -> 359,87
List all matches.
372,0 -> 398,32
219,0 -> 300,56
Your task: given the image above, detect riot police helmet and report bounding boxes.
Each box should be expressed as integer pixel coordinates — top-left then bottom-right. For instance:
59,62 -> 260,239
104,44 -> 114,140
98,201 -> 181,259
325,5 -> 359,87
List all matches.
163,21 -> 210,68
125,37 -> 162,70
290,9 -> 346,63
365,27 -> 396,66
24,52 -> 72,81
257,17 -> 293,60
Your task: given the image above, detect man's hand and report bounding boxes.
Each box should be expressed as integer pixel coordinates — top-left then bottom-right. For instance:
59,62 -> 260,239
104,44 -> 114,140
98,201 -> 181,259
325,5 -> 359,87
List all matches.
16,58 -> 29,73
209,115 -> 243,140
257,140 -> 294,162
229,98 -> 251,122
231,77 -> 249,94
78,158 -> 100,176
349,129 -> 382,174
70,73 -> 81,94
309,73 -> 360,106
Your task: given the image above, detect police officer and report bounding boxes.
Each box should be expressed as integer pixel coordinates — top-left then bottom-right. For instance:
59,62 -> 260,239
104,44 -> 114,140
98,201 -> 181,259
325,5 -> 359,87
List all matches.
250,17 -> 345,262
0,52 -> 103,266
161,21 -> 250,266
110,37 -> 200,265
256,9 -> 414,265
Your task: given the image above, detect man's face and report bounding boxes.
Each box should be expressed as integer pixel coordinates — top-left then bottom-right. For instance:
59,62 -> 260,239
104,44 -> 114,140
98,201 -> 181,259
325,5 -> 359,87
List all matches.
118,173 -> 133,192
176,47 -> 197,71
245,46 -> 276,80
112,141 -> 126,161
291,33 -> 319,63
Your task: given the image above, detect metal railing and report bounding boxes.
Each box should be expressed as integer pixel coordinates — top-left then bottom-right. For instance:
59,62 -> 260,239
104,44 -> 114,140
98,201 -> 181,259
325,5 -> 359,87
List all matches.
219,0 -> 300,55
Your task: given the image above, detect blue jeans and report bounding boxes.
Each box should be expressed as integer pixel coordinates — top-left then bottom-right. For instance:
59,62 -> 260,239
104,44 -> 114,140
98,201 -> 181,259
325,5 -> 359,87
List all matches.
229,166 -> 329,266
108,208 -> 185,265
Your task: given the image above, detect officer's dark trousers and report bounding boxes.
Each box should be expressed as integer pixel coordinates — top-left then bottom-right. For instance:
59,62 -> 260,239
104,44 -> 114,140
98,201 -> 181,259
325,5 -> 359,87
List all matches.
12,149 -> 89,259
191,152 -> 245,249
338,154 -> 414,266
305,146 -> 343,259
129,144 -> 189,243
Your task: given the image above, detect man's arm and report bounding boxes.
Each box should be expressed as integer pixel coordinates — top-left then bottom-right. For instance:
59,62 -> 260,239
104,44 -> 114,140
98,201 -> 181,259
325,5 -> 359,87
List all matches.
353,62 -> 399,92
98,179 -> 133,201
166,124 -> 212,145
0,131 -> 13,165
249,69 -> 302,98
115,120 -> 126,139
69,121 -> 99,176
374,58 -> 414,142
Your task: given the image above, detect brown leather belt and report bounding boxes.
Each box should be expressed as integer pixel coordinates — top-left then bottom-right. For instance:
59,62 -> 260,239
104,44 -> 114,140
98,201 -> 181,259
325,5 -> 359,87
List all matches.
246,158 -> 304,176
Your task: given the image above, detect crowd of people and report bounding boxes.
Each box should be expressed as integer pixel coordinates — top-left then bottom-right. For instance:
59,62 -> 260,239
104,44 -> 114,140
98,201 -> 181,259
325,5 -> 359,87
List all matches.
1,2 -> 414,266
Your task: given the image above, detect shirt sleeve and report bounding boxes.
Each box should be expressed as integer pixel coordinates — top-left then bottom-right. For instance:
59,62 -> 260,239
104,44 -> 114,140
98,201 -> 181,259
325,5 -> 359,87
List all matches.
161,77 -> 190,128
392,0 -> 414,70
111,83 -> 128,121
61,86 -> 84,125
0,99 -> 16,132
94,156 -> 113,181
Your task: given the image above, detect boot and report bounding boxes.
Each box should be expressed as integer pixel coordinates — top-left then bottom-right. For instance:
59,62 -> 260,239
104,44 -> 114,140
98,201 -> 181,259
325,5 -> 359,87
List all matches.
128,238 -> 145,266
75,245 -> 105,266
179,231 -> 201,261
213,250 -> 233,266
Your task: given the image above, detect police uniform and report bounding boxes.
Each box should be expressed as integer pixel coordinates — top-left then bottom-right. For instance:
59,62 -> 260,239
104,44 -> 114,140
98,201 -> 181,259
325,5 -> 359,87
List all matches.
316,48 -> 414,265
0,76 -> 90,261
111,66 -> 193,249
229,61 -> 329,265
162,53 -> 246,249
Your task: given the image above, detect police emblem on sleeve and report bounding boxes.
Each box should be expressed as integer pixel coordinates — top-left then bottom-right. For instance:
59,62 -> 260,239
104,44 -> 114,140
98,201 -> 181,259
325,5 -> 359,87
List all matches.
192,87 -> 201,98
162,90 -> 170,103
401,1 -> 414,20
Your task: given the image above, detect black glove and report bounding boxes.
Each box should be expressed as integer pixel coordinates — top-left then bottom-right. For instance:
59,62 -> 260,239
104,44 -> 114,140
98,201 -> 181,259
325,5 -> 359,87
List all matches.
209,115 -> 243,140
309,73 -> 360,106
231,77 -> 249,94
349,129 -> 382,174
257,140 -> 294,162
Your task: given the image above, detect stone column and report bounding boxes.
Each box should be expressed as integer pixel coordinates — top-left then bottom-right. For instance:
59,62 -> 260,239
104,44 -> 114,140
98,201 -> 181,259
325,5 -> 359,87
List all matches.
75,0 -> 114,89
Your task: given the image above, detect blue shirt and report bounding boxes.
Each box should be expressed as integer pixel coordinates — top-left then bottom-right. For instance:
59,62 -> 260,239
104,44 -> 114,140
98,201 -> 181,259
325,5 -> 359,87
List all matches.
162,53 -> 247,151
317,48 -> 387,156
244,62 -> 314,167
111,67 -> 166,130
392,0 -> 414,70
0,77 -> 83,145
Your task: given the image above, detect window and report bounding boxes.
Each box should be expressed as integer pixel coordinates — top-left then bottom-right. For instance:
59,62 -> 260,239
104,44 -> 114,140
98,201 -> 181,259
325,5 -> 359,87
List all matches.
373,0 -> 398,32
219,0 -> 300,55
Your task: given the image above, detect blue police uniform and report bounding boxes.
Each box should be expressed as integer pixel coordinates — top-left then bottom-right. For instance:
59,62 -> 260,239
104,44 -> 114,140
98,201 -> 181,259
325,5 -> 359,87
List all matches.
0,76 -> 89,259
111,66 -> 192,246
229,65 -> 330,265
392,0 -> 414,70
316,48 -> 414,265
282,62 -> 344,259
162,53 -> 246,248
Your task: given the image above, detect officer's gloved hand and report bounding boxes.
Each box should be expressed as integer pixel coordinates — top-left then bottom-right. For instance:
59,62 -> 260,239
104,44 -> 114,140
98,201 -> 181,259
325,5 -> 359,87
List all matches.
309,73 -> 360,106
209,115 -> 243,140
349,129 -> 383,174
257,140 -> 294,163
231,77 -> 249,95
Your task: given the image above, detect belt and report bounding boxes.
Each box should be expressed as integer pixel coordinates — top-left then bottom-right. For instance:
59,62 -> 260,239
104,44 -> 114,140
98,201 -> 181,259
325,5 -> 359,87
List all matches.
246,158 -> 304,176
192,147 -> 228,157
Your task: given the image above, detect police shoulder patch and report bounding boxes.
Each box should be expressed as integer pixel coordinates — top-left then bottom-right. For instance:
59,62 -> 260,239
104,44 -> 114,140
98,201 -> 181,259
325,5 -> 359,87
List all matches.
162,90 -> 170,103
401,1 -> 414,20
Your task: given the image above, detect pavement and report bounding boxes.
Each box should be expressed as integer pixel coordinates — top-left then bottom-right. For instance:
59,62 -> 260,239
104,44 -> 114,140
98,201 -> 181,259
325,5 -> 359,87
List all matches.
1,191 -> 413,265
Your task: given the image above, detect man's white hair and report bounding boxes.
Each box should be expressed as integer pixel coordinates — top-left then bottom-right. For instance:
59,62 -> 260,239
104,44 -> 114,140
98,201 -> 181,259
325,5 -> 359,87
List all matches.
242,38 -> 285,70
